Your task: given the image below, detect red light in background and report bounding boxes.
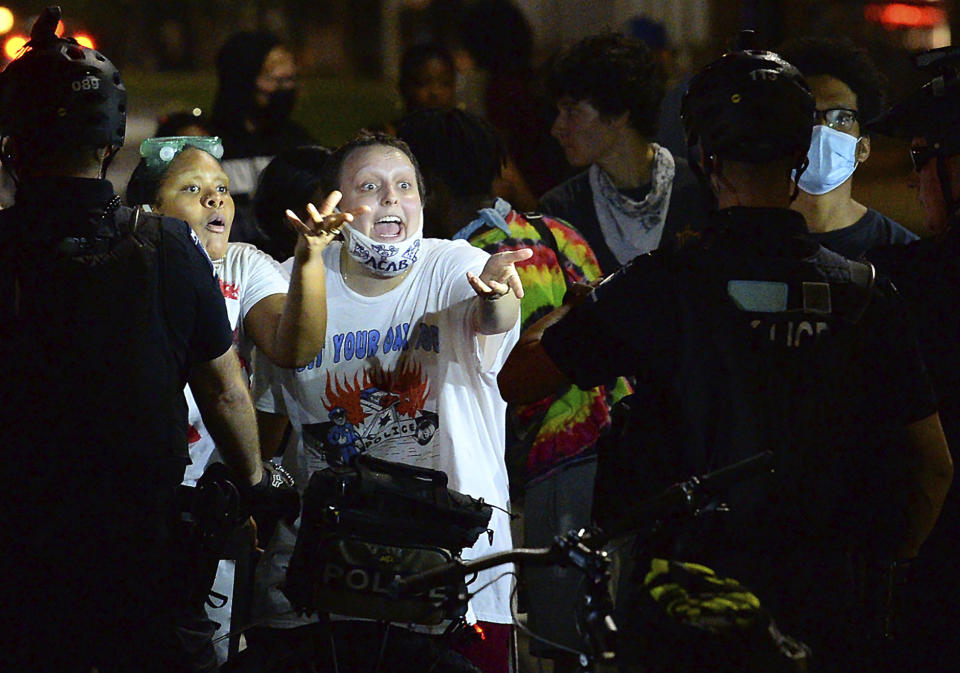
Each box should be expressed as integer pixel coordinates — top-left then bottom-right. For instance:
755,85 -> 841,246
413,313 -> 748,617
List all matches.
74,34 -> 94,50
865,3 -> 946,28
3,33 -> 26,60
54,19 -> 64,37
472,623 -> 486,640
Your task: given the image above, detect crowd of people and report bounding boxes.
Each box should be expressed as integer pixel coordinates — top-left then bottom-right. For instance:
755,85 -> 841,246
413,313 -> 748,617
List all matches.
3,4 -> 960,673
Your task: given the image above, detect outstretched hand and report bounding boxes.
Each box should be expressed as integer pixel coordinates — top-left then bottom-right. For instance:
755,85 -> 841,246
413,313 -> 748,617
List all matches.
286,190 -> 368,243
467,248 -> 534,300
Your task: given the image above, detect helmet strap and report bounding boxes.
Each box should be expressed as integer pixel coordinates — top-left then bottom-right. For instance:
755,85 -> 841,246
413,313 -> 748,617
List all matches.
1,136 -> 21,188
99,145 -> 120,181
686,142 -> 719,210
712,169 -> 743,207
789,154 -> 809,205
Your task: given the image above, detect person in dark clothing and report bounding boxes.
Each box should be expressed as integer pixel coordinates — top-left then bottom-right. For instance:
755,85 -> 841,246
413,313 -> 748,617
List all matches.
458,0 -> 570,200
399,42 -> 459,113
387,40 -> 539,211
210,30 -> 314,245
539,33 -> 711,274
867,47 -> 960,673
501,43 -> 952,673
778,36 -> 917,259
0,9 -> 263,672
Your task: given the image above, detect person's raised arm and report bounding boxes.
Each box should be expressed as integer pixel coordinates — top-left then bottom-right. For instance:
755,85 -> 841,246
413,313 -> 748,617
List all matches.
246,191 -> 368,368
468,248 -> 533,335
897,411 -> 953,559
189,347 -> 263,486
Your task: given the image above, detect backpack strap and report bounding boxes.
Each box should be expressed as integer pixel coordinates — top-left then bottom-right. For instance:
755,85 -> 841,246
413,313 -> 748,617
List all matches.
840,260 -> 876,325
523,211 -> 571,290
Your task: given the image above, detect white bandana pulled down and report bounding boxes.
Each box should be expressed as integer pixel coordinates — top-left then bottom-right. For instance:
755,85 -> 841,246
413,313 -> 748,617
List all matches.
342,223 -> 424,277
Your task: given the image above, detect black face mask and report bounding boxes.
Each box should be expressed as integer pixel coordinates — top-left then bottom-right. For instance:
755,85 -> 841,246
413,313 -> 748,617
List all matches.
254,88 -> 296,129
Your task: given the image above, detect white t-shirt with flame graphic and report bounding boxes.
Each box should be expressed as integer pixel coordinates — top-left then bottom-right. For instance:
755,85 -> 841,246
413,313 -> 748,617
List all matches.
253,238 -> 517,628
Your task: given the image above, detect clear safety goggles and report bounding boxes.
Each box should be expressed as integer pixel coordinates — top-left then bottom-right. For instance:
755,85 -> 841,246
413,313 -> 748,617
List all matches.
139,136 -> 224,173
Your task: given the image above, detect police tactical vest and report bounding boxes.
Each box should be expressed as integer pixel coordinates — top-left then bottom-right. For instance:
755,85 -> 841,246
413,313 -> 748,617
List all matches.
668,244 -> 905,551
0,205 -> 184,483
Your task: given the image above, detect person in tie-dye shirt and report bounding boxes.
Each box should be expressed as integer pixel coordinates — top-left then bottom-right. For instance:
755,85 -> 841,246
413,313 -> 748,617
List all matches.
396,108 -> 631,670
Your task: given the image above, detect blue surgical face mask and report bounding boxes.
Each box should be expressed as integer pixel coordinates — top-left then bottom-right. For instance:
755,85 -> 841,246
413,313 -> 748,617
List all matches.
795,125 -> 861,195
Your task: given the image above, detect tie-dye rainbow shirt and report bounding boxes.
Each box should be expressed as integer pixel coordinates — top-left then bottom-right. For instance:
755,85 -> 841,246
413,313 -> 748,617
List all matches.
467,208 -> 632,485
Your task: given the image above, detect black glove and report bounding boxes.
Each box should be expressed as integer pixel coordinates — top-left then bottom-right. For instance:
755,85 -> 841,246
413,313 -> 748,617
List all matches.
244,461 -> 300,548
188,462 -> 246,553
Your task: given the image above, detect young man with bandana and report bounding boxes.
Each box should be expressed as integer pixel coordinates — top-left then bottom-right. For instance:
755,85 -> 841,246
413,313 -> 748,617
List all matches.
779,36 -> 917,259
540,33 -> 710,275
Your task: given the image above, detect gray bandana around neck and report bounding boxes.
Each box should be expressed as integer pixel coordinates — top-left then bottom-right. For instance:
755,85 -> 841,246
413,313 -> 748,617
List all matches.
590,143 -> 675,265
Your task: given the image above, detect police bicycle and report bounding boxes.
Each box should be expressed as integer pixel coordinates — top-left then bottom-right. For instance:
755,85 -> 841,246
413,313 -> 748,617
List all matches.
394,450 -> 776,673
219,451 -> 774,673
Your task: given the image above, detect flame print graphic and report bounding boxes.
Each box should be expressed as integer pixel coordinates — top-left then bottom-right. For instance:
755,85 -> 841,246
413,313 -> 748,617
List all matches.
323,370 -> 373,426
368,361 -> 430,418
322,361 -> 430,423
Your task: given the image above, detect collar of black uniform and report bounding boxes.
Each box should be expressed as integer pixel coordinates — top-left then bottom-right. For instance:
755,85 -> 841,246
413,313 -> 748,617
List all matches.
711,207 -> 808,235
16,176 -> 115,211
704,207 -> 818,257
13,177 -> 117,238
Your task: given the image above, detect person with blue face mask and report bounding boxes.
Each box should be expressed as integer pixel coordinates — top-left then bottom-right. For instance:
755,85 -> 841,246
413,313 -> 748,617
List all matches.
780,37 -> 918,259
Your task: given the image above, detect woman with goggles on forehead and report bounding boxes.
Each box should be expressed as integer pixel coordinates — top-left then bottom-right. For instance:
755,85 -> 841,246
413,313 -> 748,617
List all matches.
127,135 -> 364,485
126,135 -> 364,664
779,36 -> 917,260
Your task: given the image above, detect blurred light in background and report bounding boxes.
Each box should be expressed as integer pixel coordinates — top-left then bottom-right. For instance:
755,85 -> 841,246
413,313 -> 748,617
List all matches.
54,19 -> 64,37
865,1 -> 950,49
0,7 -> 14,35
3,34 -> 25,60
74,34 -> 94,49
865,2 -> 945,27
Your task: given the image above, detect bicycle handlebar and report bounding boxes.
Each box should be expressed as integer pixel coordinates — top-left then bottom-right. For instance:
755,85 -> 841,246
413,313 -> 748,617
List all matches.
392,546 -> 561,596
394,531 -> 617,665
393,451 -> 776,671
596,450 -> 775,543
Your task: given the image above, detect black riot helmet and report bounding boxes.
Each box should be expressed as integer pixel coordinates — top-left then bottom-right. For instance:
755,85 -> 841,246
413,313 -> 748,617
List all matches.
873,47 -> 960,225
0,6 -> 126,155
681,42 -> 815,167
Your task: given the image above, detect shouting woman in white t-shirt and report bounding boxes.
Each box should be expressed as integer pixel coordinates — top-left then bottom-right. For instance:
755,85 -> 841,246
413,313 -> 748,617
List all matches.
251,133 -> 532,673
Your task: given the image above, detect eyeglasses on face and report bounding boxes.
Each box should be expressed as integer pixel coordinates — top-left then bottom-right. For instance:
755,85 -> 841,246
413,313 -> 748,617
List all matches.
814,108 -> 858,132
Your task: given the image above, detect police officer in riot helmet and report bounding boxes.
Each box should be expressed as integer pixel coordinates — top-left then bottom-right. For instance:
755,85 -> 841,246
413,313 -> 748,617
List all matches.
500,39 -> 952,672
0,7 -> 263,672
867,47 -> 960,672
